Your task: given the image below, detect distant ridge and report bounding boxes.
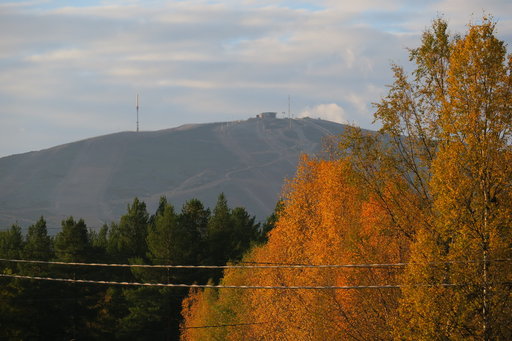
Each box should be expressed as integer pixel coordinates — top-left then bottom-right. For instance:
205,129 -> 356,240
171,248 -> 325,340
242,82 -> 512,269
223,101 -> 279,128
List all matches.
0,117 -> 347,229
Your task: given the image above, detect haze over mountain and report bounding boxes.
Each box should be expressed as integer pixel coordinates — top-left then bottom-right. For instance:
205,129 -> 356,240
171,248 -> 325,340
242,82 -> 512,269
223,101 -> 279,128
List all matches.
0,116 -> 346,229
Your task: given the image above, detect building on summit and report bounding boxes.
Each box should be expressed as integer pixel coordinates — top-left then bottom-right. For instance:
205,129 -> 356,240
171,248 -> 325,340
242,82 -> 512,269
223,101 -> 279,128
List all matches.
256,112 -> 277,119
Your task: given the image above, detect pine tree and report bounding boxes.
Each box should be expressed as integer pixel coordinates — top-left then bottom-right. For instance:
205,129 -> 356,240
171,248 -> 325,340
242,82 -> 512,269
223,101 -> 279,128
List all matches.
54,217 -> 90,262
23,216 -> 52,261
107,197 -> 149,262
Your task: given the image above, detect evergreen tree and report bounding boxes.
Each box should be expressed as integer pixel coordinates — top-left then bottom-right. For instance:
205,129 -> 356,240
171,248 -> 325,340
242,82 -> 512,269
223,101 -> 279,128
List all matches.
206,193 -> 232,267
102,199 -> 151,336
179,198 -> 210,269
179,199 -> 210,240
89,223 -> 109,262
107,197 -> 149,262
54,217 -> 90,262
122,198 -> 209,341
147,200 -> 180,265
205,194 -> 260,282
23,216 -> 52,261
0,224 -> 24,267
228,206 -> 259,261
6,217 -> 73,340
0,224 -> 25,339
259,200 -> 284,243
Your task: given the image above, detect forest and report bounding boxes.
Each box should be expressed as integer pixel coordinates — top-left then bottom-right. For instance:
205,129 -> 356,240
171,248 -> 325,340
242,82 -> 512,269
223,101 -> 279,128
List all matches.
0,194 -> 271,339
1,16 -> 512,340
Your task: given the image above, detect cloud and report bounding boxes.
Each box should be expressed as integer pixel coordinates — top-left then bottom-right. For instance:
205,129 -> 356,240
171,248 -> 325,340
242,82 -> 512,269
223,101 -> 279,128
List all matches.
0,0 -> 511,157
298,103 -> 347,123
25,48 -> 89,62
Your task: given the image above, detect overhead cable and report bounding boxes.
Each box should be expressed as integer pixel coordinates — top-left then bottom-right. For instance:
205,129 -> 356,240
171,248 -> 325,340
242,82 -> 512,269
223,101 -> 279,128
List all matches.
0,258 -> 407,269
3,273 -> 508,290
183,322 -> 267,329
0,258 -> 510,269
0,273 -> 401,289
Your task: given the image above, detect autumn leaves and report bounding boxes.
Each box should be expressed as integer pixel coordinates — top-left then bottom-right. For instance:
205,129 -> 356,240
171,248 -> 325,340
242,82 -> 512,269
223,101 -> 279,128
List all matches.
180,17 -> 512,340
181,158 -> 400,340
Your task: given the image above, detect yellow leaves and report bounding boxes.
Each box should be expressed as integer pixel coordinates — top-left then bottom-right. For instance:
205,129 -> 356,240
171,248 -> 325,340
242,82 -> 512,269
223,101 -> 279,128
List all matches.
181,156 -> 415,340
180,288 -> 210,341
443,18 -> 509,142
397,17 -> 512,340
181,16 -> 512,341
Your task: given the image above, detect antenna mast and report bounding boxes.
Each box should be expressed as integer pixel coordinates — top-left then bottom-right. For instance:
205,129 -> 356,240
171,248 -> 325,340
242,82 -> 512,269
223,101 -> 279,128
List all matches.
288,95 -> 291,129
288,95 -> 290,118
136,94 -> 139,132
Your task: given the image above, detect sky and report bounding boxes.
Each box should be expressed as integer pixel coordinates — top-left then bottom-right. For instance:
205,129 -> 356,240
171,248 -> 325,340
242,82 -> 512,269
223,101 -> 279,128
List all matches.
0,0 -> 511,157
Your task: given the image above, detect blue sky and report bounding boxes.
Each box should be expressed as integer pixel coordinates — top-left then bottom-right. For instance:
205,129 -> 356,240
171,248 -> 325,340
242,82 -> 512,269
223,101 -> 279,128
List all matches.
0,0 -> 511,157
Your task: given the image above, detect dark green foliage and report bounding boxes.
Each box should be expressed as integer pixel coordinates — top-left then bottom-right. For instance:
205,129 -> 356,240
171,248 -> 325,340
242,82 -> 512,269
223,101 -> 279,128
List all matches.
0,193 -> 266,339
179,198 -> 210,281
88,224 -> 109,262
0,225 -> 23,267
23,216 -> 52,261
259,199 -> 284,243
90,223 -> 109,249
107,197 -> 149,262
55,217 -> 90,262
229,206 -> 259,259
207,193 -> 260,265
148,196 -> 169,227
0,225 -> 25,339
117,286 -> 185,340
204,193 -> 260,282
180,198 -> 210,240
147,201 -> 180,264
0,217 -> 102,339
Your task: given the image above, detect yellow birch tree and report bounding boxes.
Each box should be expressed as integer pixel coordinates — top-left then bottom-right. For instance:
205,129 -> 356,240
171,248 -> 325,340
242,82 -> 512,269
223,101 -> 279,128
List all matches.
397,18 -> 512,340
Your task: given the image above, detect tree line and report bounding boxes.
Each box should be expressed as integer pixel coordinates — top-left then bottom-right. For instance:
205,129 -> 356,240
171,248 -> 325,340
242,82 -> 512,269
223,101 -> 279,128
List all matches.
0,193 -> 273,340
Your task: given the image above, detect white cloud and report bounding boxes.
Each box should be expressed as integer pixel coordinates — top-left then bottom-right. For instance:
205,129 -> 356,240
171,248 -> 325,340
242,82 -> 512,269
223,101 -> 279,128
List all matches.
0,0 -> 511,157
26,48 -> 89,62
298,103 -> 347,123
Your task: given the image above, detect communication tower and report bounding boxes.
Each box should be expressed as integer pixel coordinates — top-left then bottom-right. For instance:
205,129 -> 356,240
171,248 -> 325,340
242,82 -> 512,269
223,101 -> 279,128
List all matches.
136,94 -> 139,132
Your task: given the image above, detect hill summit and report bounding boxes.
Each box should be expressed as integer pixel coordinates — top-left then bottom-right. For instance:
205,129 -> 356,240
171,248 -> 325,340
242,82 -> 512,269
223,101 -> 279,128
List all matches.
0,117 -> 346,229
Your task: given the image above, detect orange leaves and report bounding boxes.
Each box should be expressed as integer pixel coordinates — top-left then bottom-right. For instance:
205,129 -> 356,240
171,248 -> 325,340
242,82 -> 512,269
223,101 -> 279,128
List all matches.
396,18 -> 512,340
236,158 -> 359,339
181,155 -> 415,340
268,159 -> 349,275
180,17 -> 512,341
180,288 -> 209,341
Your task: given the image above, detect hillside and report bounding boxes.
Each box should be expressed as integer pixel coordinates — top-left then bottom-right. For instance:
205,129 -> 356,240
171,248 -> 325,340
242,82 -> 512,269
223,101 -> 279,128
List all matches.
0,117 -> 346,229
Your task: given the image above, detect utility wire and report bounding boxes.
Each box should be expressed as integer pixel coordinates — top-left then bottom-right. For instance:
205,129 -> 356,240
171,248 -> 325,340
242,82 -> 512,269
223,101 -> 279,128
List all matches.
0,258 -> 510,269
3,273 -> 509,290
0,258 -> 406,269
0,273 -> 402,289
183,322 -> 267,329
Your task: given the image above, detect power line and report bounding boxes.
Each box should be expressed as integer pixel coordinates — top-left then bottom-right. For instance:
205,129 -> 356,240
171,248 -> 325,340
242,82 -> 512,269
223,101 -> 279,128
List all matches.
3,273 -> 509,290
0,273 -> 401,289
0,258 -> 510,270
183,322 -> 267,329
0,258 -> 406,269
0,273 -> 398,289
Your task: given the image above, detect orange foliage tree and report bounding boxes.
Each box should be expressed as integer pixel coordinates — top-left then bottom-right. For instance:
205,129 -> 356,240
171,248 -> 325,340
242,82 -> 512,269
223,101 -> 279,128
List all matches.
397,18 -> 512,340
181,16 -> 512,341
181,156 -> 413,340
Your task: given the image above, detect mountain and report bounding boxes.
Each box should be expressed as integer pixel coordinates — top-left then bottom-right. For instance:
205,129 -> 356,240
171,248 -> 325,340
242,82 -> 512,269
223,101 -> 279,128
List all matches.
0,117 -> 346,229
